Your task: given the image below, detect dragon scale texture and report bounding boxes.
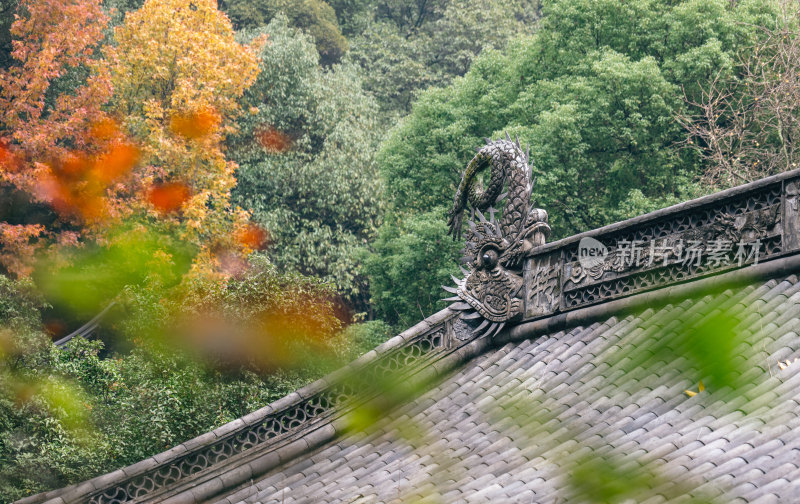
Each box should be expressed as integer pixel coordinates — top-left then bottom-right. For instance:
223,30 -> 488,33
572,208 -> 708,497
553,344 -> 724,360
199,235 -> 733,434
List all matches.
448,137 -> 532,241
443,136 -> 550,338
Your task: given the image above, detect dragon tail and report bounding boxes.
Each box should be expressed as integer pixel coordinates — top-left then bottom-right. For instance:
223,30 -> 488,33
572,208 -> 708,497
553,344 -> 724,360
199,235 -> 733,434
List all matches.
448,152 -> 487,240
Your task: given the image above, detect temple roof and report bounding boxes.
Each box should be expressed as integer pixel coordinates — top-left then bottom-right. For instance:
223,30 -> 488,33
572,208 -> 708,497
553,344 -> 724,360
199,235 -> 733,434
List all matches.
219,273 -> 800,503
20,169 -> 800,504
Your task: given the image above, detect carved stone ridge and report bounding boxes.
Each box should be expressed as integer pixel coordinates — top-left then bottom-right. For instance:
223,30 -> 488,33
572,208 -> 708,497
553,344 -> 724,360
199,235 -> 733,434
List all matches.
80,311 -> 461,504
444,162 -> 800,327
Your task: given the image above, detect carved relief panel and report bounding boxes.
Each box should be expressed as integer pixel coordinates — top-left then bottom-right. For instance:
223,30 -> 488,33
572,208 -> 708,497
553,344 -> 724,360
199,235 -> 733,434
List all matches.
784,178 -> 800,251
524,251 -> 561,318
561,184 -> 784,309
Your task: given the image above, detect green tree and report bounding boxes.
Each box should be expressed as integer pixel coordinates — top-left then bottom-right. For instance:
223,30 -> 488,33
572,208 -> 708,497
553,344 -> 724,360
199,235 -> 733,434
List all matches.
0,275 -> 109,500
364,0 -> 783,328
230,16 -> 383,312
361,209 -> 461,327
343,0 -> 541,115
378,0 -> 782,238
222,0 -> 348,65
680,3 -> 800,188
333,319 -> 393,360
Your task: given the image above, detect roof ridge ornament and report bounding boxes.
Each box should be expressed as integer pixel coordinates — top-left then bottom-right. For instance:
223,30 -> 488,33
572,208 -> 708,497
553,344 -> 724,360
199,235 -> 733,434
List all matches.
444,135 -> 550,338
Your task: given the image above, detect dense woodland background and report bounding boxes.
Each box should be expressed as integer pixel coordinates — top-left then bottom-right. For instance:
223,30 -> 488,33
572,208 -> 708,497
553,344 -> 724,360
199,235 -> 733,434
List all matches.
1,0 -> 800,499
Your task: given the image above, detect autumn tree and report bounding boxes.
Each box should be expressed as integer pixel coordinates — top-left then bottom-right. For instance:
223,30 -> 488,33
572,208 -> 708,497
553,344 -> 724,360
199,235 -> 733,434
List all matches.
101,0 -> 262,274
0,0 -> 117,276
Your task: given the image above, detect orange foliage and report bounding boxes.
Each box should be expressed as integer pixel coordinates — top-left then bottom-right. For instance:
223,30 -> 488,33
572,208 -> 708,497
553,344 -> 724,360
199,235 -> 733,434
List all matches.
0,224 -> 46,277
0,0 -> 264,280
96,142 -> 140,182
235,224 -> 270,252
147,183 -> 192,214
0,0 -> 112,187
0,0 -> 114,276
0,140 -> 23,174
88,118 -> 120,141
100,0 -> 263,276
170,108 -> 221,140
32,122 -> 140,223
255,125 -> 292,153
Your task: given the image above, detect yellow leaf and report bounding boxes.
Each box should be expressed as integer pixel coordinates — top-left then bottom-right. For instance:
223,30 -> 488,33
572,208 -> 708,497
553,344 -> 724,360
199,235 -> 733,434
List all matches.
684,380 -> 704,397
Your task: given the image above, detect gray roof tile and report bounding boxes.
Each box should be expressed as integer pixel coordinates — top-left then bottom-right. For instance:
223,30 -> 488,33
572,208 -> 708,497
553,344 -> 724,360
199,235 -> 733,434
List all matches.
209,273 -> 800,504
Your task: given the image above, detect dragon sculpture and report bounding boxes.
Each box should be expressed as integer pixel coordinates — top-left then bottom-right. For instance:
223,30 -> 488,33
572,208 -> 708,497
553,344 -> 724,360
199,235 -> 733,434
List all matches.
443,135 -> 550,338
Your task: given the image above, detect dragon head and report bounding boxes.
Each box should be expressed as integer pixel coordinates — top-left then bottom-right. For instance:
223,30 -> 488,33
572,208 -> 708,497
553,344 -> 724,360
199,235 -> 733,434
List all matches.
444,207 -> 550,338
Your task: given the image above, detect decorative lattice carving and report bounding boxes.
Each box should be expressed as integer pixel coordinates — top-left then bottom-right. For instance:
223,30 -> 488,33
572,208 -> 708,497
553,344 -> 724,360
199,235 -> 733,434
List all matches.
564,185 -> 782,265
561,187 -> 783,309
373,329 -> 445,375
87,325 -> 450,504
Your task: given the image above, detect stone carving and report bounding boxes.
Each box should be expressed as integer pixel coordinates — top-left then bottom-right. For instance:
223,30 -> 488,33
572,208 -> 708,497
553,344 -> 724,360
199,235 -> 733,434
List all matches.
450,317 -> 474,342
443,135 -> 550,338
784,178 -> 800,250
524,252 -> 561,318
562,186 -> 784,308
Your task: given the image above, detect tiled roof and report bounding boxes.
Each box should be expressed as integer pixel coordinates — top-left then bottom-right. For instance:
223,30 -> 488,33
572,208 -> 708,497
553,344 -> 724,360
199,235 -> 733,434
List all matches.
218,274 -> 800,503
22,170 -> 800,504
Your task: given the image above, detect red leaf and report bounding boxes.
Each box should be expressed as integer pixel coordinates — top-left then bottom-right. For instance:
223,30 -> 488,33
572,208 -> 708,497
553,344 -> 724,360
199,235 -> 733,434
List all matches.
236,224 -> 270,251
147,183 -> 191,214
170,108 -> 220,139
254,125 -> 292,153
